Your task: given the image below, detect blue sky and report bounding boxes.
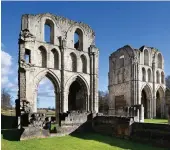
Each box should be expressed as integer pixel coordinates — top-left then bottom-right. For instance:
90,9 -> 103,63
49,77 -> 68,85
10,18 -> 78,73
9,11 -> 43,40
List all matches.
1,2 -> 170,108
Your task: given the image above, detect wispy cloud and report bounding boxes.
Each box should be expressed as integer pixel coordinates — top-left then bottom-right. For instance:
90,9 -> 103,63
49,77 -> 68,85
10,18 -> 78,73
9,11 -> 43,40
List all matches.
1,43 -> 18,102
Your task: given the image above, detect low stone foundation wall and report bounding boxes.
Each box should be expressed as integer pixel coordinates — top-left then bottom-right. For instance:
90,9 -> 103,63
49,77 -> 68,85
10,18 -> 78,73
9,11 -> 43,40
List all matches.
58,111 -> 95,135
59,111 -> 93,126
92,115 -> 134,138
131,122 -> 170,148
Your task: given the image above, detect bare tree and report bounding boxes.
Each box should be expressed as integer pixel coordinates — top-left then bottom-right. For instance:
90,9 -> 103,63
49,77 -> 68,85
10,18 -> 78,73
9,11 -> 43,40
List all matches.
1,88 -> 12,109
166,75 -> 170,89
98,90 -> 109,114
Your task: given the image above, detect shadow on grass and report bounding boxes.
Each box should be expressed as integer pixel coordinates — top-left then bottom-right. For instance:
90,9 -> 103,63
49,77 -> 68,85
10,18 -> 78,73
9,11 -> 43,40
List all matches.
70,132 -> 166,150
1,114 -> 17,129
1,114 -> 23,141
1,129 -> 24,141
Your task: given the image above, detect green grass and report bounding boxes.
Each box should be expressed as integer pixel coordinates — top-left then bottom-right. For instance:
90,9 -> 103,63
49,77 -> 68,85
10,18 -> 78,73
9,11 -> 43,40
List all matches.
144,119 -> 168,124
1,133 -> 167,150
1,109 -> 15,116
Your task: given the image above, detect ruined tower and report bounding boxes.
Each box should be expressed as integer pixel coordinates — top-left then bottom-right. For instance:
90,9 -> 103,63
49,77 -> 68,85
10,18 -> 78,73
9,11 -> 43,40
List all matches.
108,45 -> 166,118
17,13 -> 99,123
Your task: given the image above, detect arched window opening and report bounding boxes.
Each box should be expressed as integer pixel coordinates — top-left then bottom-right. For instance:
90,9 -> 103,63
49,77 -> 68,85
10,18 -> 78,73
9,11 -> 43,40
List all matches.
51,49 -> 59,69
156,71 -> 160,84
74,28 -> 83,50
70,53 -> 77,72
141,85 -> 152,118
157,53 -> 162,69
141,89 -> 147,118
142,68 -> 146,81
156,87 -> 164,118
119,55 -> 124,68
39,46 -> 47,68
156,91 -> 161,118
44,19 -> 54,44
24,49 -> 31,63
68,78 -> 87,111
37,77 -> 55,116
144,49 -> 149,66
161,72 -> 164,84
81,55 -> 87,73
147,69 -> 152,82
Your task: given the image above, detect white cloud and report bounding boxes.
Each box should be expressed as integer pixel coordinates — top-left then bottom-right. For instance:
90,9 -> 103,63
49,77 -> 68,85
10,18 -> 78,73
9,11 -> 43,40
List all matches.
1,45 -> 17,93
1,76 -> 9,85
38,78 -> 55,98
1,50 -> 13,76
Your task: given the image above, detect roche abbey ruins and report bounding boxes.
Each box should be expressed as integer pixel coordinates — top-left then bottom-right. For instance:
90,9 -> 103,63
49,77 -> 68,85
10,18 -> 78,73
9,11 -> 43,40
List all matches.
15,13 -> 170,144
108,45 -> 166,119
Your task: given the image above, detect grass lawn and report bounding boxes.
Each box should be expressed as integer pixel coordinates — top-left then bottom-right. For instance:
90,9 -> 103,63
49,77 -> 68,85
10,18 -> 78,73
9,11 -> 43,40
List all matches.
1,133 -> 167,150
144,119 -> 168,124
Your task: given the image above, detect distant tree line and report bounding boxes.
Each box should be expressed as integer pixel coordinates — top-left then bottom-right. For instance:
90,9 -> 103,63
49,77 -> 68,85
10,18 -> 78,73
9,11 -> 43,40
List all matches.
1,88 -> 13,109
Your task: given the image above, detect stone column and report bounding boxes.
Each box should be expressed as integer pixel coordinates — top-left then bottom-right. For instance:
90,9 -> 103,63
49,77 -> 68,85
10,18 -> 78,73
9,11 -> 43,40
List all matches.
59,37 -> 66,113
93,52 -> 99,112
89,53 -> 93,111
140,104 -> 144,122
33,88 -> 38,112
55,91 -> 60,124
89,45 -> 99,112
131,56 -> 139,105
152,55 -> 156,118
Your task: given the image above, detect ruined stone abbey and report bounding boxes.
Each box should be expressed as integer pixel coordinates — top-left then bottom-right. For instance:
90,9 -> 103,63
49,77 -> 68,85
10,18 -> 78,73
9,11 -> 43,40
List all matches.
108,45 -> 166,118
17,13 -> 99,124
16,13 -> 168,134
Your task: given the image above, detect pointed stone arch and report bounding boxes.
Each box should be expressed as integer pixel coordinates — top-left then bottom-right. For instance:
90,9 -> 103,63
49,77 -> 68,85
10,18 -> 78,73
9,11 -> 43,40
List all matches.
156,70 -> 160,84
33,70 -> 61,123
142,67 -> 146,82
80,54 -> 87,73
156,86 -> 165,118
70,52 -> 77,72
38,46 -> 47,68
51,48 -> 60,69
141,84 -> 152,118
161,71 -> 165,84
144,49 -> 149,66
157,53 -> 163,69
147,68 -> 152,82
65,75 -> 90,111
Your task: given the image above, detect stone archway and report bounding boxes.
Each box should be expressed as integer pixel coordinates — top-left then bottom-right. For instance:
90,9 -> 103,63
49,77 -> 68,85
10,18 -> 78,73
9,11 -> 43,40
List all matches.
33,70 -> 60,123
156,86 -> 165,118
66,76 -> 89,112
141,85 -> 152,118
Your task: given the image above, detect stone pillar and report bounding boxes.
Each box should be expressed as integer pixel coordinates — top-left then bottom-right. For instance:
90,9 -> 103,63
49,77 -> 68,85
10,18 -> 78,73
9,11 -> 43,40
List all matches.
89,52 -> 93,111
93,53 -> 96,111
93,52 -> 99,112
131,56 -> 139,105
59,37 -> 66,113
152,55 -> 156,118
55,91 -> 60,124
140,104 -> 144,122
89,45 -> 99,112
33,89 -> 38,112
